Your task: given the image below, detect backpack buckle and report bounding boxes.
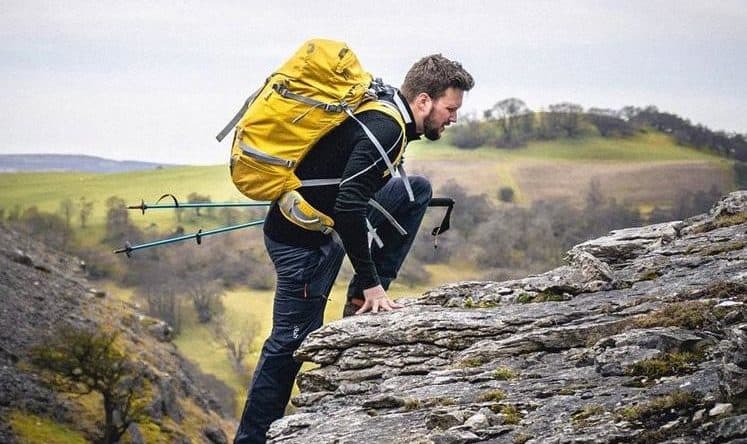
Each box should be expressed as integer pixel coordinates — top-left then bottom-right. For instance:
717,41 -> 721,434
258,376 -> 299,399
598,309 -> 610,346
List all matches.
324,103 -> 343,113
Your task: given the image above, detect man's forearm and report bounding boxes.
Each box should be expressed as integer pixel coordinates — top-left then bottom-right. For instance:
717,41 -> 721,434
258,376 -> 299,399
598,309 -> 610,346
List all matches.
334,209 -> 380,289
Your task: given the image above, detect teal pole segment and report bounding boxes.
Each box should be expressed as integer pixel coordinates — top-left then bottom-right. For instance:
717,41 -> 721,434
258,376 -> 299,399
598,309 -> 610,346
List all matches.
114,219 -> 265,256
128,199 -> 271,214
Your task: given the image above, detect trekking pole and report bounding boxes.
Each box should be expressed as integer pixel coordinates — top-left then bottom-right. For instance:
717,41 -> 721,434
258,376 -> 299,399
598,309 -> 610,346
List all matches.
428,197 -> 455,249
128,194 -> 271,214
113,219 -> 265,257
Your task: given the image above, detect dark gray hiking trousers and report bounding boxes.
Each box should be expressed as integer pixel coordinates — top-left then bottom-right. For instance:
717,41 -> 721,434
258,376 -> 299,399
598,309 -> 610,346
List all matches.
234,175 -> 432,444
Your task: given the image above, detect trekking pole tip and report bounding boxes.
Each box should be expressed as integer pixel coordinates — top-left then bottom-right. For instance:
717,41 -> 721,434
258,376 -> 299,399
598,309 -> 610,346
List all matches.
126,199 -> 147,215
113,241 -> 133,258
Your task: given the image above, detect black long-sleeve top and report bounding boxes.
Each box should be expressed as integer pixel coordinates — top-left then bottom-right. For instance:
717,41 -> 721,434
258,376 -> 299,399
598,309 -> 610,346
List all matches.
263,90 -> 418,290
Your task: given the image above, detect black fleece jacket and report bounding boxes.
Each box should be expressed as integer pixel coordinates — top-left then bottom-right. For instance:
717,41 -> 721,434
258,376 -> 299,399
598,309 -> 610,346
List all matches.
263,91 -> 419,291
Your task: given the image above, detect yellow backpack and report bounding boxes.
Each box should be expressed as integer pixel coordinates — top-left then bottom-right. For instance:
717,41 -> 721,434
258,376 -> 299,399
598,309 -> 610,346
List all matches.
217,39 -> 410,233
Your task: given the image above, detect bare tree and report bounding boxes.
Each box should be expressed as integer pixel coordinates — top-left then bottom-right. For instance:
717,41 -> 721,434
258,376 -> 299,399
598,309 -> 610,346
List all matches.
143,285 -> 182,333
103,196 -> 142,248
58,198 -> 75,230
18,206 -> 72,250
79,196 -> 93,228
585,178 -> 605,210
186,279 -> 225,324
187,192 -> 212,217
212,314 -> 261,373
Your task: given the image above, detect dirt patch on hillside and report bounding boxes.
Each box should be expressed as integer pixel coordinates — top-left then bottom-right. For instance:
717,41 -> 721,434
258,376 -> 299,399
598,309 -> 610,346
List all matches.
408,159 -> 732,207
408,159 -> 511,197
515,161 -> 731,206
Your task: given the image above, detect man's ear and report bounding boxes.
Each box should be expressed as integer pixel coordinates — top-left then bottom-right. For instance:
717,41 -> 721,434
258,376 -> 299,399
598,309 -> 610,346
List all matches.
414,92 -> 432,114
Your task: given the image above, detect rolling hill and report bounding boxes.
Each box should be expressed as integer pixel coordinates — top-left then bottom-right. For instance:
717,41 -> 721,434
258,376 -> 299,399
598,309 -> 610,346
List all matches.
0,154 -> 181,173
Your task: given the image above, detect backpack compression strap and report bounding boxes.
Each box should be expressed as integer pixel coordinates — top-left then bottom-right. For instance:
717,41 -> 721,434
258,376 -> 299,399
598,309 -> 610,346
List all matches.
216,87 -> 262,142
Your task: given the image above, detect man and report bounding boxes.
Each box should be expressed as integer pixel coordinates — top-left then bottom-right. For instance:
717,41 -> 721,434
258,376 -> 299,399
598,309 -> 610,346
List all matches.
234,54 -> 474,444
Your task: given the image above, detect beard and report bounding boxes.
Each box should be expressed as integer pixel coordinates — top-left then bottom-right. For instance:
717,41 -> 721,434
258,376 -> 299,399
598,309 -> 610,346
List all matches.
423,111 -> 443,141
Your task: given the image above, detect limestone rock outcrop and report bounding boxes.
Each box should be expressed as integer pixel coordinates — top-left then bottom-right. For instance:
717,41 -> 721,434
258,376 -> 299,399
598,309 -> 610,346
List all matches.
272,191 -> 747,443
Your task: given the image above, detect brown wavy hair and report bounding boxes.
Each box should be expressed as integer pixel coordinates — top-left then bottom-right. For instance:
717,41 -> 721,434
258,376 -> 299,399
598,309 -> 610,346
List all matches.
400,54 -> 474,102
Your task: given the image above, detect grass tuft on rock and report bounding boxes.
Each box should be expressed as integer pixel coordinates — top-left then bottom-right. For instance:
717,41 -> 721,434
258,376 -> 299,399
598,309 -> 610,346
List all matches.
572,404 -> 606,427
618,390 -> 700,424
700,240 -> 746,256
501,404 -> 523,425
632,301 -> 710,330
403,398 -> 421,411
517,289 -> 570,304
626,351 -> 704,379
493,366 -> 518,380
464,295 -> 499,308
702,281 -> 747,300
478,389 -> 507,402
459,356 -> 487,368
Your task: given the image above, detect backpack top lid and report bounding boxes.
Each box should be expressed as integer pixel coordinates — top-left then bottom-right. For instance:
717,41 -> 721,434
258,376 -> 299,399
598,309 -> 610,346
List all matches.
274,39 -> 373,103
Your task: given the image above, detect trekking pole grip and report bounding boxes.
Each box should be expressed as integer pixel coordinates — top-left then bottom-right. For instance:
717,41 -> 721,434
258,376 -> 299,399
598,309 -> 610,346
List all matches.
429,197 -> 455,240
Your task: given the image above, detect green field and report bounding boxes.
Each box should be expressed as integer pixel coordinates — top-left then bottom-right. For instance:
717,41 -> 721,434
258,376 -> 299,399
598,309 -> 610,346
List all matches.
0,165 -> 243,228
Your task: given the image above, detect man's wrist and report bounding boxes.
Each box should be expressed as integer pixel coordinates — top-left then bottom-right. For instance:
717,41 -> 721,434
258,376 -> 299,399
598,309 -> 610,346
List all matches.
359,274 -> 380,291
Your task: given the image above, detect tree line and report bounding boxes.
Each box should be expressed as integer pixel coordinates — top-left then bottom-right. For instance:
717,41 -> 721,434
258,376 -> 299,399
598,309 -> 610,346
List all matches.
407,181 -> 724,281
3,181 -> 726,296
450,98 -> 747,161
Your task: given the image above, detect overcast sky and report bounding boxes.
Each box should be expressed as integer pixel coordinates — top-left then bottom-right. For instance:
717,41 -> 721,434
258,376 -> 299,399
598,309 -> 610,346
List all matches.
2,0 -> 745,165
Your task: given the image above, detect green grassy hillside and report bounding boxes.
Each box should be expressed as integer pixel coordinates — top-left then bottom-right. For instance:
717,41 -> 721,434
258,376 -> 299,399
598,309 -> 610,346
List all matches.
0,165 -> 243,227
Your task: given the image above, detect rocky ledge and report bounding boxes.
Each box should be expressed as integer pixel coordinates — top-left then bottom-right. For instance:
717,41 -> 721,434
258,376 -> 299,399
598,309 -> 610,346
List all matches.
271,191 -> 747,444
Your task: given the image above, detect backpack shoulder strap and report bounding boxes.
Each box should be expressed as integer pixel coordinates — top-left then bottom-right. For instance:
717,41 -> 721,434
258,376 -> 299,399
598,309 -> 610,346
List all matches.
353,99 -> 407,164
352,99 -> 414,201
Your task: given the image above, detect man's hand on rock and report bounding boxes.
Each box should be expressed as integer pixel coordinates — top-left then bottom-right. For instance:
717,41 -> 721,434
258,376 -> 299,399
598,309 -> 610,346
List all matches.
357,285 -> 403,315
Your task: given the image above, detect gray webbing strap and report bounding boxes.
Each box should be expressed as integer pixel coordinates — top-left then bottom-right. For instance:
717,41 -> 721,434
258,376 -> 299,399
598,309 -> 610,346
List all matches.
368,199 -> 407,236
397,164 -> 415,202
239,142 -> 295,168
273,84 -> 345,113
392,93 -> 412,124
344,108 -> 399,180
300,178 -> 342,187
216,88 -> 261,142
366,218 -> 383,249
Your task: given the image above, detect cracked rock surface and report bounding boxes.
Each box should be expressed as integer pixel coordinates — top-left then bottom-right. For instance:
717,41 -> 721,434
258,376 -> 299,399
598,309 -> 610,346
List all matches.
270,191 -> 747,444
